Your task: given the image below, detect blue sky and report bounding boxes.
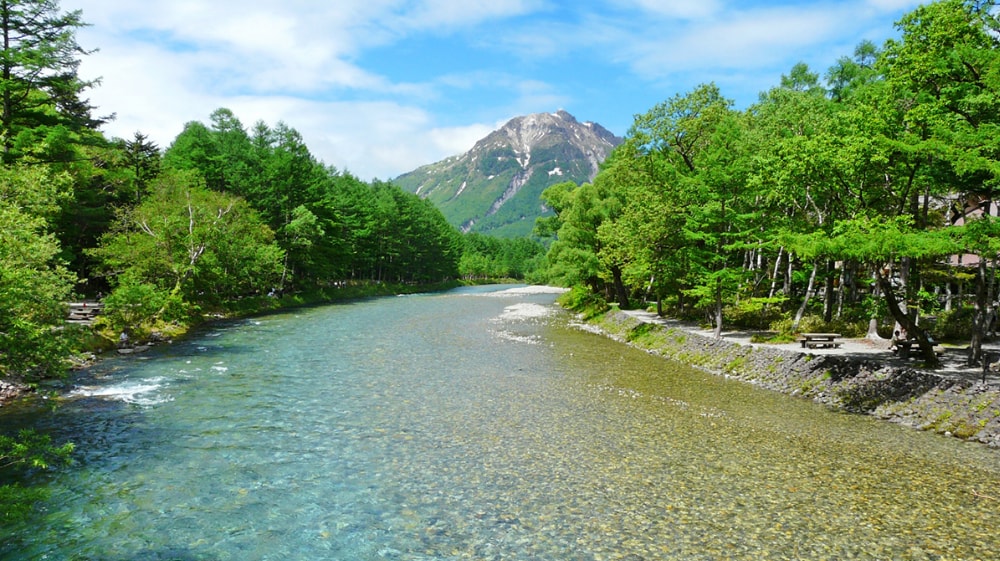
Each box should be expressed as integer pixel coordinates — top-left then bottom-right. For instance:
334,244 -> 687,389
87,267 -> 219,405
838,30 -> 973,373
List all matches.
64,0 -> 925,181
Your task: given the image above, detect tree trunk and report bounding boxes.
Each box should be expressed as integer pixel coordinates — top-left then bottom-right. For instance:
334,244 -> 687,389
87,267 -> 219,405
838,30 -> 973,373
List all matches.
867,272 -> 884,341
784,255 -> 793,297
866,318 -> 883,340
611,264 -> 630,310
713,276 -> 724,339
877,270 -> 938,366
768,247 -> 784,299
898,256 -> 911,321
823,259 -> 835,323
792,261 -> 818,332
969,258 -> 989,366
967,198 -> 996,366
836,264 -> 848,319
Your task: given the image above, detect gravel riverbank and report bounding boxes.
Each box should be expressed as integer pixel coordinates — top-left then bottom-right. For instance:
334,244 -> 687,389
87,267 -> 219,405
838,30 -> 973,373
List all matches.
581,309 -> 1000,448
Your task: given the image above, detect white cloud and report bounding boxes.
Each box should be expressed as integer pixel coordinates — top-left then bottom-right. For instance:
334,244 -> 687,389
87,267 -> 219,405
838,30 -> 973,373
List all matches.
66,0 -> 528,178
612,0 -> 723,20
612,5 -> 846,78
64,0 -> 921,180
391,0 -> 542,30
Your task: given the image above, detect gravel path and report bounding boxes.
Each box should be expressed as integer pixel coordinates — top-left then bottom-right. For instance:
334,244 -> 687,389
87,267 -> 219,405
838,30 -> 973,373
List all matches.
620,309 -> 1000,387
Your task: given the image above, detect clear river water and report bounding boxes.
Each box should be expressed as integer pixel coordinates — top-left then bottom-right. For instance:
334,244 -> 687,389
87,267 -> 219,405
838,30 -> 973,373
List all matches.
2,285 -> 1000,560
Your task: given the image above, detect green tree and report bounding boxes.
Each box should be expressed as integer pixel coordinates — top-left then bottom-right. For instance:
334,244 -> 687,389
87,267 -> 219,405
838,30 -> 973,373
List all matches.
99,276 -> 166,336
90,170 -> 284,311
539,180 -> 623,303
786,216 -> 959,364
621,84 -> 753,335
780,61 -> 824,94
0,0 -> 105,164
122,131 -> 160,204
880,0 -> 1000,365
749,70 -> 851,325
0,165 -> 75,380
162,121 -> 221,188
594,149 -> 686,315
826,40 -> 881,102
278,204 -> 324,291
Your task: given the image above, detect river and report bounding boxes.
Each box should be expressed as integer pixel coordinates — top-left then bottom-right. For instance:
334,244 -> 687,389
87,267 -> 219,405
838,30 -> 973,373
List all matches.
2,285 -> 999,560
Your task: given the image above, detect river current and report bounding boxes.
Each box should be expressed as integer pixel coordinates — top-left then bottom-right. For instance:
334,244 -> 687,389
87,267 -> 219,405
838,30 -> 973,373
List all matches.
2,285 -> 999,560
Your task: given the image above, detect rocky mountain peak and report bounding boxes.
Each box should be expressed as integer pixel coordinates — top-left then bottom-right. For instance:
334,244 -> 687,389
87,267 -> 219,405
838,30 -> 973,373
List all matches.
472,110 -> 619,178
395,110 -> 622,237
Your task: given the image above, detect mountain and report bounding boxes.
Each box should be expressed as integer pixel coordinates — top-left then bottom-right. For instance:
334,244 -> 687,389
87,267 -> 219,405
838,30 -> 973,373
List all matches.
394,110 -> 622,238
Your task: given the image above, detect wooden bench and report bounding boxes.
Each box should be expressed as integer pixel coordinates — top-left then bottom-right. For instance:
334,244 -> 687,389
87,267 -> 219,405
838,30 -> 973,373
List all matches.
66,302 -> 104,324
800,333 -> 842,349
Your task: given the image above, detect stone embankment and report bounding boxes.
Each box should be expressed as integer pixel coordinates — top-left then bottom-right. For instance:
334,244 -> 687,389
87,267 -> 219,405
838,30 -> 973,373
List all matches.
588,309 -> 1000,448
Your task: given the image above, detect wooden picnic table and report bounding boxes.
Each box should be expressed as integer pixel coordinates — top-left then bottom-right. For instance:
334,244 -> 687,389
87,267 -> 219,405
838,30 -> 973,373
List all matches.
894,337 -> 943,359
895,339 -> 917,359
800,332 -> 842,349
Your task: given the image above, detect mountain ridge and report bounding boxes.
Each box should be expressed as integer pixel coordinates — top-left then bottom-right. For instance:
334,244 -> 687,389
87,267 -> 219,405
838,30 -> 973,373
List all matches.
395,110 -> 622,238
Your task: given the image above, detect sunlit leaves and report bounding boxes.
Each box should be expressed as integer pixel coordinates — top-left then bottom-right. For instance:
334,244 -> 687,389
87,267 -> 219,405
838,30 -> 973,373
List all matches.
0,166 -> 75,380
0,430 -> 73,523
781,216 -> 960,263
89,170 -> 285,306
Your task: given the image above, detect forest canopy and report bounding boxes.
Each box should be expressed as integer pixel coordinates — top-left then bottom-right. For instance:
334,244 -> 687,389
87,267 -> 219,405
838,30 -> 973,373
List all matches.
534,0 -> 1000,367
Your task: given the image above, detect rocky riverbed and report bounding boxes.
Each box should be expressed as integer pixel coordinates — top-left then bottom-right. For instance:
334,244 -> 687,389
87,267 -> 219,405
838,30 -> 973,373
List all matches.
583,309 -> 1000,448
0,378 -> 28,405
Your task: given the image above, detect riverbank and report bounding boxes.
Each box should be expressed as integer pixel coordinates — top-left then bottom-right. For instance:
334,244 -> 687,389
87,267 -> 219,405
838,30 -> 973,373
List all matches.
578,308 -> 1000,448
0,280 -> 468,408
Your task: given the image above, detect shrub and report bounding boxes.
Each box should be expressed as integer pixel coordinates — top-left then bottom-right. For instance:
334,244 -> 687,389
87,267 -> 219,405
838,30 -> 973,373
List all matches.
725,297 -> 788,330
557,285 -> 609,319
101,279 -> 166,335
769,314 -> 866,338
933,306 -> 974,341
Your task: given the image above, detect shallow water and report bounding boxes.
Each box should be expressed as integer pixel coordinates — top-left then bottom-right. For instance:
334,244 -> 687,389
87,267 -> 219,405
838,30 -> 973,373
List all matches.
2,285 -> 999,560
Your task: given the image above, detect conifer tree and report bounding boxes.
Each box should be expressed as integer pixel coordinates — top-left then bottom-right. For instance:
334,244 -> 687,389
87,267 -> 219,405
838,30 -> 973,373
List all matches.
0,0 -> 105,163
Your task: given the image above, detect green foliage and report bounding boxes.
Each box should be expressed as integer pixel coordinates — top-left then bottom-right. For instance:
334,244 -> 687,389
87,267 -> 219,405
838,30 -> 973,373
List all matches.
100,277 -> 167,335
525,0 -> 1000,354
0,0 -> 105,165
768,314 -> 868,339
459,233 -> 545,280
161,113 -> 463,289
933,306 -> 975,341
89,170 -> 285,307
785,216 -> 960,263
725,298 -> 789,330
626,321 -> 656,342
538,180 -> 622,293
0,429 -> 73,472
0,168 -> 76,380
556,285 -> 609,319
0,429 -> 73,523
7,0 -> 1000,392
